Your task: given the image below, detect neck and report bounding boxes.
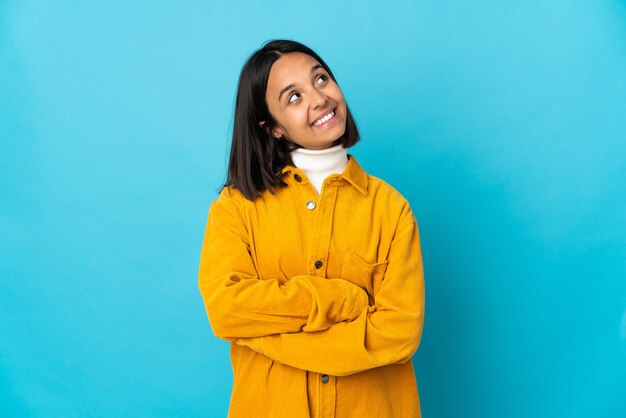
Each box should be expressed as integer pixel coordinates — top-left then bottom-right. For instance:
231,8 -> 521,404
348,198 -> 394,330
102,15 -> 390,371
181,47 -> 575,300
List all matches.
289,143 -> 348,195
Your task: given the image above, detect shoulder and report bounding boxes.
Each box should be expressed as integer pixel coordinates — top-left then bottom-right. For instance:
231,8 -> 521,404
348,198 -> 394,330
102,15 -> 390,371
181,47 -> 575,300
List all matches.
216,184 -> 245,203
208,185 -> 247,220
366,173 -> 413,213
366,173 -> 417,229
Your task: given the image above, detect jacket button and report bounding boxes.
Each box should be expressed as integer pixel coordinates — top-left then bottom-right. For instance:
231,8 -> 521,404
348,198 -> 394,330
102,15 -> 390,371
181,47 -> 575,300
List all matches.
321,374 -> 329,384
294,174 -> 302,182
306,201 -> 316,210
314,260 -> 323,269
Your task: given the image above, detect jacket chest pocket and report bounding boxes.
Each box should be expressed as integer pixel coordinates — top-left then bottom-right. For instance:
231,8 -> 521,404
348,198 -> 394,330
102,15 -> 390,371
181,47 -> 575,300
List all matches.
340,250 -> 389,301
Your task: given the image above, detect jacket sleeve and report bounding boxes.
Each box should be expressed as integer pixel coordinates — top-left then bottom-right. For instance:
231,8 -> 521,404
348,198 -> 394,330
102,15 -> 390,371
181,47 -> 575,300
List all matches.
197,187 -> 369,342
234,207 -> 425,376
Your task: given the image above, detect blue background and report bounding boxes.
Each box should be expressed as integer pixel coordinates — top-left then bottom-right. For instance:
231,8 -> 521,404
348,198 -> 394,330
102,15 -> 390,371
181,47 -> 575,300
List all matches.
1,0 -> 625,417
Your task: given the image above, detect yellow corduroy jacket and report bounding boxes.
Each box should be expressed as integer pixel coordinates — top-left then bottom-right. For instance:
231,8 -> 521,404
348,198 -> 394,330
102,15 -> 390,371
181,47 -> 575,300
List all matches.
198,153 -> 425,418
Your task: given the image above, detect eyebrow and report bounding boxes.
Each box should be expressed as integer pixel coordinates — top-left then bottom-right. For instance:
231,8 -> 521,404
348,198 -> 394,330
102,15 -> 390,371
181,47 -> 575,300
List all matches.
278,64 -> 325,101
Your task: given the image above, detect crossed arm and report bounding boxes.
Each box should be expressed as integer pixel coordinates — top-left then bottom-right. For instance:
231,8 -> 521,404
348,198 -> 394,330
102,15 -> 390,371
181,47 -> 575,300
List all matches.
198,189 -> 425,376
198,190 -> 370,341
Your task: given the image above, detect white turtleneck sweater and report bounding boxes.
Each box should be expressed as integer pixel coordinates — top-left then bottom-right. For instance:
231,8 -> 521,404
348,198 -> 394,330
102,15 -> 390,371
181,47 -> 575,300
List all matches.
289,143 -> 348,196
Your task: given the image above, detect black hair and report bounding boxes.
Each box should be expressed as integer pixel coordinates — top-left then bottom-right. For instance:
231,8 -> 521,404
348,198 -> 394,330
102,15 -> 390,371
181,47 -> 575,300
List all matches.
218,39 -> 360,201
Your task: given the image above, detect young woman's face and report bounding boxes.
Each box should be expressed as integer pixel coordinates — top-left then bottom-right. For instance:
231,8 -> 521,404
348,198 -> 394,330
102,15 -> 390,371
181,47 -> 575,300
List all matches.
260,52 -> 347,150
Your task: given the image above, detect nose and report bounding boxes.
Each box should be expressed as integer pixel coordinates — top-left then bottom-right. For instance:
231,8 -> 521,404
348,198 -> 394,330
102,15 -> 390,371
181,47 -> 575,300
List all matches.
311,88 -> 327,108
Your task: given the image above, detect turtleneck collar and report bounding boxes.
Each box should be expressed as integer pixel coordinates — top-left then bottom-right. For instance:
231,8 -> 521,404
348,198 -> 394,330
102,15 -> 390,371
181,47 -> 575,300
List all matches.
288,143 -> 348,196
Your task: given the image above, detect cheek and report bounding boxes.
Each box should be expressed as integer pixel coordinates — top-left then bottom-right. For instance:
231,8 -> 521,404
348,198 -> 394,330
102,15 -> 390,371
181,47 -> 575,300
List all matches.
289,109 -> 310,127
331,85 -> 345,101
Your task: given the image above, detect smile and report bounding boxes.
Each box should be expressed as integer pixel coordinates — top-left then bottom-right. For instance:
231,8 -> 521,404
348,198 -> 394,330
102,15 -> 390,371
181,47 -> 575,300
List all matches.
312,108 -> 337,127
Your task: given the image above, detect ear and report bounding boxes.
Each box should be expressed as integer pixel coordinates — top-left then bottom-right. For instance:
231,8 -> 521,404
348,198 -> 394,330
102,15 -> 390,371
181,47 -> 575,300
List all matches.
271,127 -> 284,139
258,120 -> 283,139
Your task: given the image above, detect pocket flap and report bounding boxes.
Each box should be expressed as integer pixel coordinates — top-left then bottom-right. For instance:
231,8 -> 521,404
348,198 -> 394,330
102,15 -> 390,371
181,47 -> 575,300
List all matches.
340,250 -> 388,297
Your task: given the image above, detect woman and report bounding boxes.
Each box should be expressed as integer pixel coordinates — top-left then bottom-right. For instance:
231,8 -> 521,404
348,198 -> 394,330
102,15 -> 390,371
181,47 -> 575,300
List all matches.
198,39 -> 426,418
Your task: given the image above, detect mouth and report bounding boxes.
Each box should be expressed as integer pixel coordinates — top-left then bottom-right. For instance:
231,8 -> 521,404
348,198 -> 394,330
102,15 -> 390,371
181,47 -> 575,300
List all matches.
311,108 -> 337,128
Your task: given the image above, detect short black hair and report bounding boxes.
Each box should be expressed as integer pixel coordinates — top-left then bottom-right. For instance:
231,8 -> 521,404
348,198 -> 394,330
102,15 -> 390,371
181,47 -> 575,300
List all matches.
218,39 -> 360,201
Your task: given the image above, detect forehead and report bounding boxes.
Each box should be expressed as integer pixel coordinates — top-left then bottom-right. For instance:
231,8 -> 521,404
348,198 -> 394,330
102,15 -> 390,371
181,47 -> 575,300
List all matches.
266,52 -> 321,91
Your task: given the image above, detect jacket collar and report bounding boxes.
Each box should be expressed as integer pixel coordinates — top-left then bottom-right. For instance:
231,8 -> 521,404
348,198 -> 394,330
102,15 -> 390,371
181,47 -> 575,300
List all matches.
278,153 -> 368,195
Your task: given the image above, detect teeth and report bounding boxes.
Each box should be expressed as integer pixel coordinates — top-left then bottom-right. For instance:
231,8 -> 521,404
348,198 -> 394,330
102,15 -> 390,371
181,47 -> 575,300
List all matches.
313,110 -> 335,126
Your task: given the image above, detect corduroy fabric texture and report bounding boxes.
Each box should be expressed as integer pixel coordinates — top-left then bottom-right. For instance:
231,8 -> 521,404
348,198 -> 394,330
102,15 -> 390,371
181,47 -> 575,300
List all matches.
198,154 -> 425,418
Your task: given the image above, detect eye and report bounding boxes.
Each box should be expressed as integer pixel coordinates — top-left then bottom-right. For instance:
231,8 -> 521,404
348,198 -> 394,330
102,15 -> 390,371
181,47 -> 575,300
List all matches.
316,74 -> 329,84
288,92 -> 300,104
